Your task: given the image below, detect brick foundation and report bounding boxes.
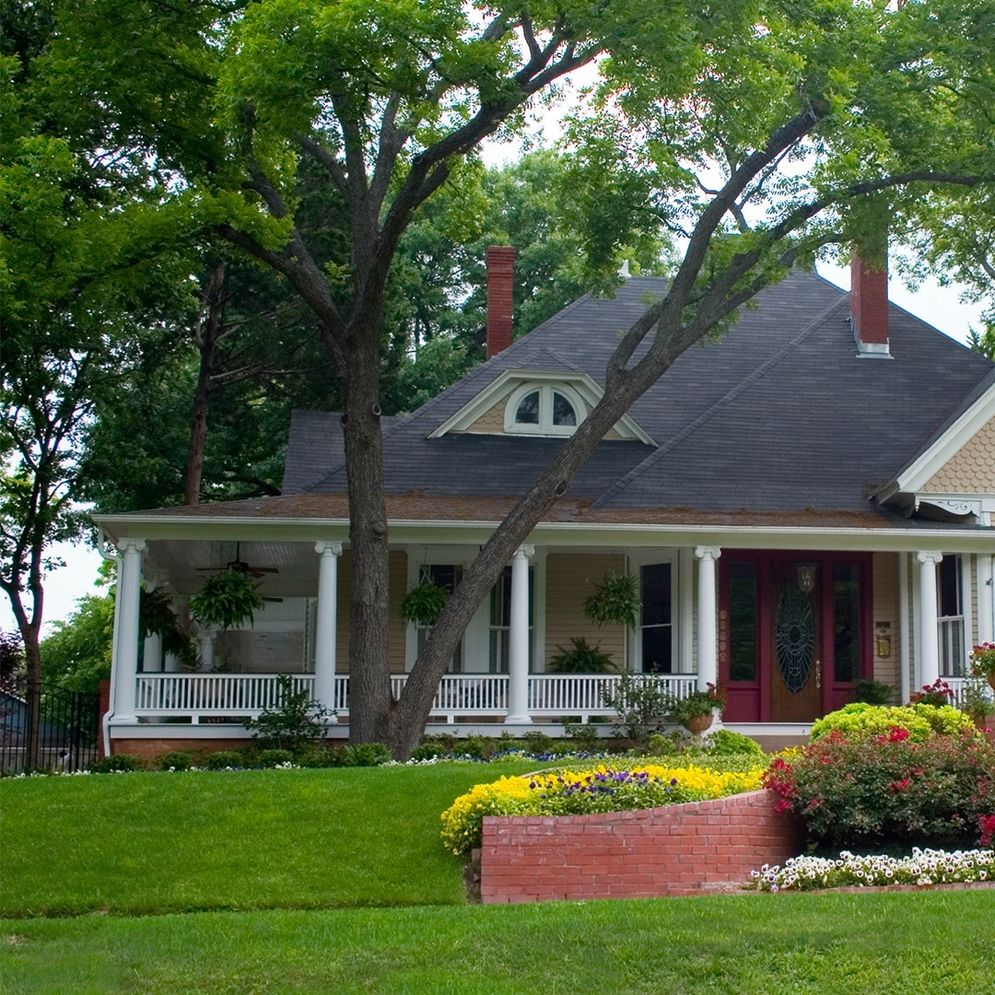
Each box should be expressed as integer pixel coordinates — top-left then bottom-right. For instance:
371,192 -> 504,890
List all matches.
111,738 -> 251,761
479,790 -> 802,904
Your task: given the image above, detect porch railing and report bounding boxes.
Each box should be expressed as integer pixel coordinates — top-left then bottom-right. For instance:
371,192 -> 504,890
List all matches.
131,672 -> 700,725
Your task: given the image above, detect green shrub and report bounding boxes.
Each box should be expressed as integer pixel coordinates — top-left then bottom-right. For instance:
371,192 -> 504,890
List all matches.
292,744 -> 339,768
764,728 -> 995,848
411,737 -> 449,761
521,730 -> 553,755
333,743 -> 390,767
563,722 -> 601,753
705,729 -> 765,757
90,754 -> 145,773
600,669 -> 670,745
155,751 -> 193,772
244,675 -> 334,752
254,749 -> 295,767
810,702 -> 975,743
460,735 -> 496,760
202,750 -> 247,770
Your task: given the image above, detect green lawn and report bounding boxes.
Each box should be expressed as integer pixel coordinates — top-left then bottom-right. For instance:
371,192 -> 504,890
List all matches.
3,892 -> 994,994
0,762 -> 549,916
3,763 -> 993,994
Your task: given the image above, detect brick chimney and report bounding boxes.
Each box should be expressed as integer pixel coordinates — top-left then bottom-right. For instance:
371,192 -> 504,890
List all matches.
486,245 -> 515,358
850,250 -> 891,358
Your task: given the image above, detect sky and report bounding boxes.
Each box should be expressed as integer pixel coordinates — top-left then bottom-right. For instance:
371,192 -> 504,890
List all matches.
2,266 -> 985,639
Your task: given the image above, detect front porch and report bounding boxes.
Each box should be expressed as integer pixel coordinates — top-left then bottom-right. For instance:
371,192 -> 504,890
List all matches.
94,518 -> 995,755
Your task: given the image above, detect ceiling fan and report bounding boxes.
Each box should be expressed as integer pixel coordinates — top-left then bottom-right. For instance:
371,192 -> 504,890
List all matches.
197,542 -> 279,579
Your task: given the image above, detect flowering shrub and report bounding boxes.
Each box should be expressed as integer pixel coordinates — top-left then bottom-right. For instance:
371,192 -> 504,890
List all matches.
764,728 -> 995,848
753,848 -> 994,892
909,678 -> 954,707
441,762 -> 763,856
809,702 -> 975,743
970,641 -> 995,679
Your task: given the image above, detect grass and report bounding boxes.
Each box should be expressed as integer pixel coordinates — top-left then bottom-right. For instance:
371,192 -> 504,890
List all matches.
0,761 -> 551,916
3,892 -> 994,994
3,761 -> 993,993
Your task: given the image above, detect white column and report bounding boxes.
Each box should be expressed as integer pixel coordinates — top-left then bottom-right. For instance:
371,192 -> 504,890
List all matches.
695,546 -> 721,692
197,629 -> 216,672
917,551 -> 943,688
164,652 -> 181,674
505,544 -> 534,725
113,539 -> 145,722
679,548 -> 695,673
314,541 -> 343,720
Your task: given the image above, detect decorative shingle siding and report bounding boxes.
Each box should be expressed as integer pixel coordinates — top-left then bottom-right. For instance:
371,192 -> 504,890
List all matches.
924,417 -> 995,493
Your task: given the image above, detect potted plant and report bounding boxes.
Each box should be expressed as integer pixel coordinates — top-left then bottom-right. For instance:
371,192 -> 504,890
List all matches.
970,641 -> 995,692
399,581 -> 449,627
189,570 -> 264,631
961,677 -> 995,730
547,637 -> 615,674
667,682 -> 726,736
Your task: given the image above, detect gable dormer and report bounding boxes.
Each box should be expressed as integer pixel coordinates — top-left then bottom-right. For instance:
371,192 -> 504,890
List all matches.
428,369 -> 654,445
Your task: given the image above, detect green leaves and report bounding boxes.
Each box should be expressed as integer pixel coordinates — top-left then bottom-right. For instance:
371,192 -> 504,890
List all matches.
189,570 -> 265,631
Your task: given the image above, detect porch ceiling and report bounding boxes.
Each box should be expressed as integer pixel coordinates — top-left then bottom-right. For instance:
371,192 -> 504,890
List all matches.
148,539 -> 321,597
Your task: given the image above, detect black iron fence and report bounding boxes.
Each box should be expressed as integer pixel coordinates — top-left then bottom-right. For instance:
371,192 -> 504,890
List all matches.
0,685 -> 101,775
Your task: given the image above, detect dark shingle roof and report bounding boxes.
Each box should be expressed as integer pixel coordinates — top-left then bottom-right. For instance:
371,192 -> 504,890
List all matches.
282,270 -> 993,521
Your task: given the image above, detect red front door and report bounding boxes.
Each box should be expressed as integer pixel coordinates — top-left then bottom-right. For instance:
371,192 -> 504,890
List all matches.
719,552 -> 873,723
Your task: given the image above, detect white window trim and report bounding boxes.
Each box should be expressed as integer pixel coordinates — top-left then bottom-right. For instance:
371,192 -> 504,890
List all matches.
627,550 -> 682,674
504,382 -> 587,436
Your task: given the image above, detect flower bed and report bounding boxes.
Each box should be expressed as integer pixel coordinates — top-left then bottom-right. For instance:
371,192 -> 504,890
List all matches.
753,848 -> 995,892
441,761 -> 764,856
764,723 -> 994,849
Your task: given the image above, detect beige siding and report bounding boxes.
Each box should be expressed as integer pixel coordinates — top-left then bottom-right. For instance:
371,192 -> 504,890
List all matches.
544,553 -> 626,669
335,550 -> 408,673
924,417 -> 995,493
871,552 -> 900,695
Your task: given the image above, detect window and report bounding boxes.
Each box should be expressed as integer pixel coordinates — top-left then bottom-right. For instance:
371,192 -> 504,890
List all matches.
505,383 -> 585,435
832,563 -> 861,682
640,563 -> 673,673
937,555 -> 966,677
728,562 -> 758,682
415,565 -> 463,673
488,565 -> 534,673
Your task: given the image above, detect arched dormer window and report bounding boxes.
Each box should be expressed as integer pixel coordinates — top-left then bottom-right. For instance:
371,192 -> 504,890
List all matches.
505,383 -> 585,436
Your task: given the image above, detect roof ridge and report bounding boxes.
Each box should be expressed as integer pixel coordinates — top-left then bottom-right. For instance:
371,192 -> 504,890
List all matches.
591,293 -> 849,508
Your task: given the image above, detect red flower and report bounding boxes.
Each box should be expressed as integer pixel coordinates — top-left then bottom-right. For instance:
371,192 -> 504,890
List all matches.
889,778 -> 911,793
888,726 -> 910,742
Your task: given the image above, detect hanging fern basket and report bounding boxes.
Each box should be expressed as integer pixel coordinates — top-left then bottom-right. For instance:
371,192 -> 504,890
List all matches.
189,570 -> 264,631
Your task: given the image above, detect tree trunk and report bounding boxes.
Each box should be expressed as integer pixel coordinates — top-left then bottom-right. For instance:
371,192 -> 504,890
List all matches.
184,261 -> 228,506
342,321 -> 394,744
386,379 -> 644,759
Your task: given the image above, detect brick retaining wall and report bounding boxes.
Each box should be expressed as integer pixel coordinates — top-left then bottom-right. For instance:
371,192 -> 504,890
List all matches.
479,789 -> 801,904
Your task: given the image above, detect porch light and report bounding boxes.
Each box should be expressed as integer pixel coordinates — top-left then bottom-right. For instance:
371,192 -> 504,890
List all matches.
796,562 -> 818,594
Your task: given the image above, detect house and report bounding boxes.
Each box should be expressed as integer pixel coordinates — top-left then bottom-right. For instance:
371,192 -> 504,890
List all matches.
94,248 -> 995,756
